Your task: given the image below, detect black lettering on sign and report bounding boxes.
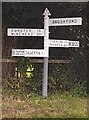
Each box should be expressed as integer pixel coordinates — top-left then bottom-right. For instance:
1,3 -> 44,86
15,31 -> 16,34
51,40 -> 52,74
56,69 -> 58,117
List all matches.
60,20 -> 62,23
11,33 -> 14,36
11,29 -> 13,32
16,33 -> 19,36
69,20 -> 71,23
26,29 -> 28,33
62,20 -> 65,23
54,20 -> 57,24
52,20 -> 55,24
71,20 -> 73,23
66,20 -> 68,23
74,19 -> 77,23
28,29 -> 31,32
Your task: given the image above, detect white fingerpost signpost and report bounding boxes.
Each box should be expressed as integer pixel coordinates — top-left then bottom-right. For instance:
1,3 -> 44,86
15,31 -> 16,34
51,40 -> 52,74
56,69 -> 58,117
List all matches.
7,8 -> 82,97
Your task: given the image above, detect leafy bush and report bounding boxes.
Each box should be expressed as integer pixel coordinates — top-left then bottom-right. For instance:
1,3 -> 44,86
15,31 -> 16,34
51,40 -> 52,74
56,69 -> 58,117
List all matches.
2,58 -> 87,97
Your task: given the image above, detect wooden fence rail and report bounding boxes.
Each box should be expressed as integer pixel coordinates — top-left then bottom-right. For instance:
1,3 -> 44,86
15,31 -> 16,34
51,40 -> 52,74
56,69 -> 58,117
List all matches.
0,59 -> 71,64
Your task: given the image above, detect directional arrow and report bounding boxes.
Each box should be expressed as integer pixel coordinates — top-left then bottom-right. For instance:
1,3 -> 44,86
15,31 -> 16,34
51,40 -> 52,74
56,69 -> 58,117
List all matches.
43,8 -> 51,16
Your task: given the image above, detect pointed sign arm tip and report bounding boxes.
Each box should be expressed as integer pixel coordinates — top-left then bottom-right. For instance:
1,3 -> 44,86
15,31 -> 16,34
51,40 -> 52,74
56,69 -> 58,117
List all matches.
43,8 -> 51,16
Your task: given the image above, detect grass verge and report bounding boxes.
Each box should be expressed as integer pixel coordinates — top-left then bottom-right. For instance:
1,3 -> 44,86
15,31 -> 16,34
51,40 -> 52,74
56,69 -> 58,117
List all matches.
2,91 -> 88,118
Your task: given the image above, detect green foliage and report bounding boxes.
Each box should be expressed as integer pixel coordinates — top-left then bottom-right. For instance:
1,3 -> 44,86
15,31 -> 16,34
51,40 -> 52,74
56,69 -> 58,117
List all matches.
70,81 -> 87,97
3,62 -> 87,98
16,57 -> 34,92
17,57 -> 29,77
48,64 -> 87,97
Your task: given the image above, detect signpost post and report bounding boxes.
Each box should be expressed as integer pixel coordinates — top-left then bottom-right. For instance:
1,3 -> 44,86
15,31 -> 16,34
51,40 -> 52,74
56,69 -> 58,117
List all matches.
7,8 -> 82,97
42,8 -> 51,97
